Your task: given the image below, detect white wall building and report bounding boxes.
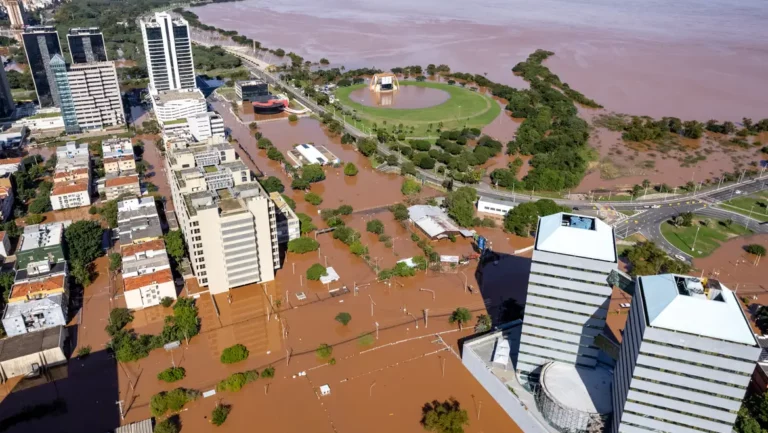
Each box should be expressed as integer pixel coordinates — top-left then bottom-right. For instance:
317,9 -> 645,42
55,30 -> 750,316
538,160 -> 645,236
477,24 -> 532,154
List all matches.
187,112 -> 225,141
477,197 -> 515,218
166,135 -> 280,293
0,157 -> 21,176
611,274 -> 760,433
123,268 -> 176,310
101,137 -> 134,159
151,89 -> 207,125
517,213 -> 617,381
67,60 -> 125,131
140,12 -> 195,93
51,181 -> 90,210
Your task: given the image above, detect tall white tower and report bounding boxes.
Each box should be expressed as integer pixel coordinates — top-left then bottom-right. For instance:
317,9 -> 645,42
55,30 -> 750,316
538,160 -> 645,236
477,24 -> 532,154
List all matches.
140,12 -> 196,94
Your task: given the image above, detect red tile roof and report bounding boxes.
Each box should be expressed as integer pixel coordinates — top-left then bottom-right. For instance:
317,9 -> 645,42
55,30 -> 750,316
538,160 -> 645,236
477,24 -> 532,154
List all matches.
10,275 -> 66,299
0,157 -> 22,165
51,180 -> 89,196
121,239 -> 166,257
123,268 -> 173,292
105,175 -> 139,188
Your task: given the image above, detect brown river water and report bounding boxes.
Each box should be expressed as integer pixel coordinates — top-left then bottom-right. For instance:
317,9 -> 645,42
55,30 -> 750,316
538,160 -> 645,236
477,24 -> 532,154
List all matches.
191,0 -> 768,120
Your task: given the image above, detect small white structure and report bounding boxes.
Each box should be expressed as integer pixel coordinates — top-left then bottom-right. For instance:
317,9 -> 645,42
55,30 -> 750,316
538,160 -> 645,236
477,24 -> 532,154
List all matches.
408,205 -> 474,240
287,143 -> 340,167
320,266 -> 340,285
477,197 -> 515,218
0,157 -> 21,176
51,181 -> 91,210
491,336 -> 510,368
319,384 -> 331,396
0,231 -> 10,257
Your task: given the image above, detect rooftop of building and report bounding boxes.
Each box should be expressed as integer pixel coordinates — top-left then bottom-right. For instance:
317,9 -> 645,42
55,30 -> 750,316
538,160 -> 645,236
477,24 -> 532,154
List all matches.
56,141 -> 88,154
3,293 -> 65,322
68,27 -> 101,35
121,239 -> 166,258
0,157 -> 22,165
103,155 -> 135,164
19,223 -> 64,252
477,196 -> 515,208
639,274 -> 757,346
10,274 -> 66,300
236,79 -> 266,87
53,167 -> 89,178
51,180 -> 89,196
105,175 -> 139,188
0,325 -> 63,362
153,88 -> 205,104
24,25 -> 57,33
141,12 -> 188,27
122,253 -> 170,277
123,268 -> 173,292
534,213 -> 617,263
539,361 -> 613,415
15,261 -> 67,283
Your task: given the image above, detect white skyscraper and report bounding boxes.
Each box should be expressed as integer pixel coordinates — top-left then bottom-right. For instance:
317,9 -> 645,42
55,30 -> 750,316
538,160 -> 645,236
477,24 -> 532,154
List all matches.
517,213 -> 617,381
140,12 -> 196,93
611,274 -> 759,433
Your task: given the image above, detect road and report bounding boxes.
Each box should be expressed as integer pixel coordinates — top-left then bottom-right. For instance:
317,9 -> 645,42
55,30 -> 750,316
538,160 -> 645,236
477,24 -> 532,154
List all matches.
197,40 -> 768,258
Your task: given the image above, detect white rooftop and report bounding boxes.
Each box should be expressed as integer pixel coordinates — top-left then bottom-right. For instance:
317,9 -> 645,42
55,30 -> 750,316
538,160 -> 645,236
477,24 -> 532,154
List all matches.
294,143 -> 336,166
118,197 -> 156,213
535,213 -> 616,262
640,274 -> 757,346
540,362 -> 613,414
19,222 -> 66,251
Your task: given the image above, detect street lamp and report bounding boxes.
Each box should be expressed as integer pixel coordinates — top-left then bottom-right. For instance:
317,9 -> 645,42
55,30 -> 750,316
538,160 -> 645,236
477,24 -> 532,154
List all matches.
691,225 -> 701,252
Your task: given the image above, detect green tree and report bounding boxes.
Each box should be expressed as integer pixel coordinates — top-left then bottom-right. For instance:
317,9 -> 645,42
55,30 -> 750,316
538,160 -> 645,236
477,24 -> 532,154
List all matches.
297,213 -> 316,234
745,244 -> 767,257
71,259 -> 93,286
337,204 -> 353,215
445,187 -> 477,227
357,138 -> 378,156
212,404 -> 232,426
65,220 -> 104,264
25,214 -> 45,225
680,212 -> 694,227
281,194 -> 296,210
257,137 -> 273,149
164,230 -> 186,264
161,297 -> 200,343
292,177 -> 310,190
150,388 -> 200,417
101,200 -> 119,228
157,367 -> 186,383
305,192 -> 323,205
316,343 -> 333,359
106,308 -> 134,336
287,237 -> 320,254
349,241 -> 367,256
474,314 -> 492,332
220,344 -> 250,364
261,176 -> 285,193
421,399 -> 469,433
109,253 -> 122,272
267,147 -> 284,162
154,419 -> 180,433
401,179 -> 422,195
448,307 -> 472,330
28,195 -> 51,214
301,164 -> 326,183
335,312 -> 352,326
366,219 -> 385,235
261,366 -> 275,378
288,114 -> 298,122
307,264 -> 327,281
0,271 -> 15,300
390,203 -> 409,221
343,162 -> 358,176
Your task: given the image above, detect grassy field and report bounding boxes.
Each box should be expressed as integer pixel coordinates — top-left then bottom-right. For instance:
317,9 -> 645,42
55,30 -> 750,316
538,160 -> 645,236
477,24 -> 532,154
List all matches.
660,216 -> 753,258
335,81 -> 500,136
719,191 -> 768,222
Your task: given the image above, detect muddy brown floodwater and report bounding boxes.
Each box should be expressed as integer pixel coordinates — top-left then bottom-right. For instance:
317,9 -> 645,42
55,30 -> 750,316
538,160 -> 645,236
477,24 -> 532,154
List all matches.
214,100 -> 439,216
191,0 -> 768,120
347,86 -> 451,109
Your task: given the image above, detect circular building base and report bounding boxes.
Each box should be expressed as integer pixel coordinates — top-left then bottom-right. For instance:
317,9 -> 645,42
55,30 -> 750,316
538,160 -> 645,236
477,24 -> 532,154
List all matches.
536,362 -> 613,432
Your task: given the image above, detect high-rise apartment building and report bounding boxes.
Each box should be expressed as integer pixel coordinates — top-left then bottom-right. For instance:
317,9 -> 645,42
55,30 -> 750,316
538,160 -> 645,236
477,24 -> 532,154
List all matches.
140,12 -> 195,93
22,26 -> 62,108
50,55 -> 125,132
2,0 -> 24,29
66,61 -> 125,130
67,27 -> 108,64
0,67 -> 15,118
517,213 -> 617,381
166,135 -> 280,293
611,274 -> 760,433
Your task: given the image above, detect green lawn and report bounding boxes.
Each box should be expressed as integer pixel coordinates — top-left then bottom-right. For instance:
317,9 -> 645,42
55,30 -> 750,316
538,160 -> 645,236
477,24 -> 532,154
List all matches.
660,217 -> 753,258
216,87 -> 237,102
619,210 -> 637,216
335,81 -> 501,136
719,191 -> 768,222
12,89 -> 36,100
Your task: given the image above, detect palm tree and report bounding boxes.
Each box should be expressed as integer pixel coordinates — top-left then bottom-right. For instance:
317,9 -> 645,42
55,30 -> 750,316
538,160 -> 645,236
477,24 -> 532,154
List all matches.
449,308 -> 472,330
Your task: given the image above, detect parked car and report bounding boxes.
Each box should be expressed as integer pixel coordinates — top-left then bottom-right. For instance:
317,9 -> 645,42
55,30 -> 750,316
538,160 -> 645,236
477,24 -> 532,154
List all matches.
674,254 -> 687,262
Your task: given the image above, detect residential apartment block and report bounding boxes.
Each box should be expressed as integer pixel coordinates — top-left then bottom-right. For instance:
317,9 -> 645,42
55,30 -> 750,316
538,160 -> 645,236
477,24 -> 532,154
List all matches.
166,135 -> 280,293
517,213 -> 617,381
151,88 -> 207,125
105,175 -> 140,200
0,177 -> 13,222
118,206 -> 176,309
101,138 -> 134,159
51,142 -> 91,210
104,155 -> 136,174
611,274 -> 760,433
140,12 -> 195,93
270,192 -> 300,244
2,261 -> 68,337
15,222 -> 67,268
117,197 -> 163,245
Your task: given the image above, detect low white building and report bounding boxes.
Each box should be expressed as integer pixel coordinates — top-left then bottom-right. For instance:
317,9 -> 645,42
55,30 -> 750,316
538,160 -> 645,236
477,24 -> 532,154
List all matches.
13,109 -> 64,131
0,157 -> 21,176
477,197 -> 515,218
408,205 -> 474,240
56,141 -> 89,159
101,137 -> 134,159
51,181 -> 91,210
123,268 -> 176,309
0,231 -> 10,257
287,143 -> 339,167
151,88 -> 207,125
0,326 -> 67,381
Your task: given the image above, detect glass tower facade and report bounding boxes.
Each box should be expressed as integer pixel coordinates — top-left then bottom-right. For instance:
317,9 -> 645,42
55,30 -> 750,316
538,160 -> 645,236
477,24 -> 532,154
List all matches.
67,28 -> 108,64
50,55 -> 80,134
22,26 -> 62,108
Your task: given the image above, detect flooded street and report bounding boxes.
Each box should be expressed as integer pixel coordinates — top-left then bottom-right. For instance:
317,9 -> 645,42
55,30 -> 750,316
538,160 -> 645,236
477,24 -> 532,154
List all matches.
190,0 -> 768,120
348,86 -> 451,109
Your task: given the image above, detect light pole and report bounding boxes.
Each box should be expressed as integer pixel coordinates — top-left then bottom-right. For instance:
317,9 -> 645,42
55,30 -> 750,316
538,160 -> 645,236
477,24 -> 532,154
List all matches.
691,225 -> 701,252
